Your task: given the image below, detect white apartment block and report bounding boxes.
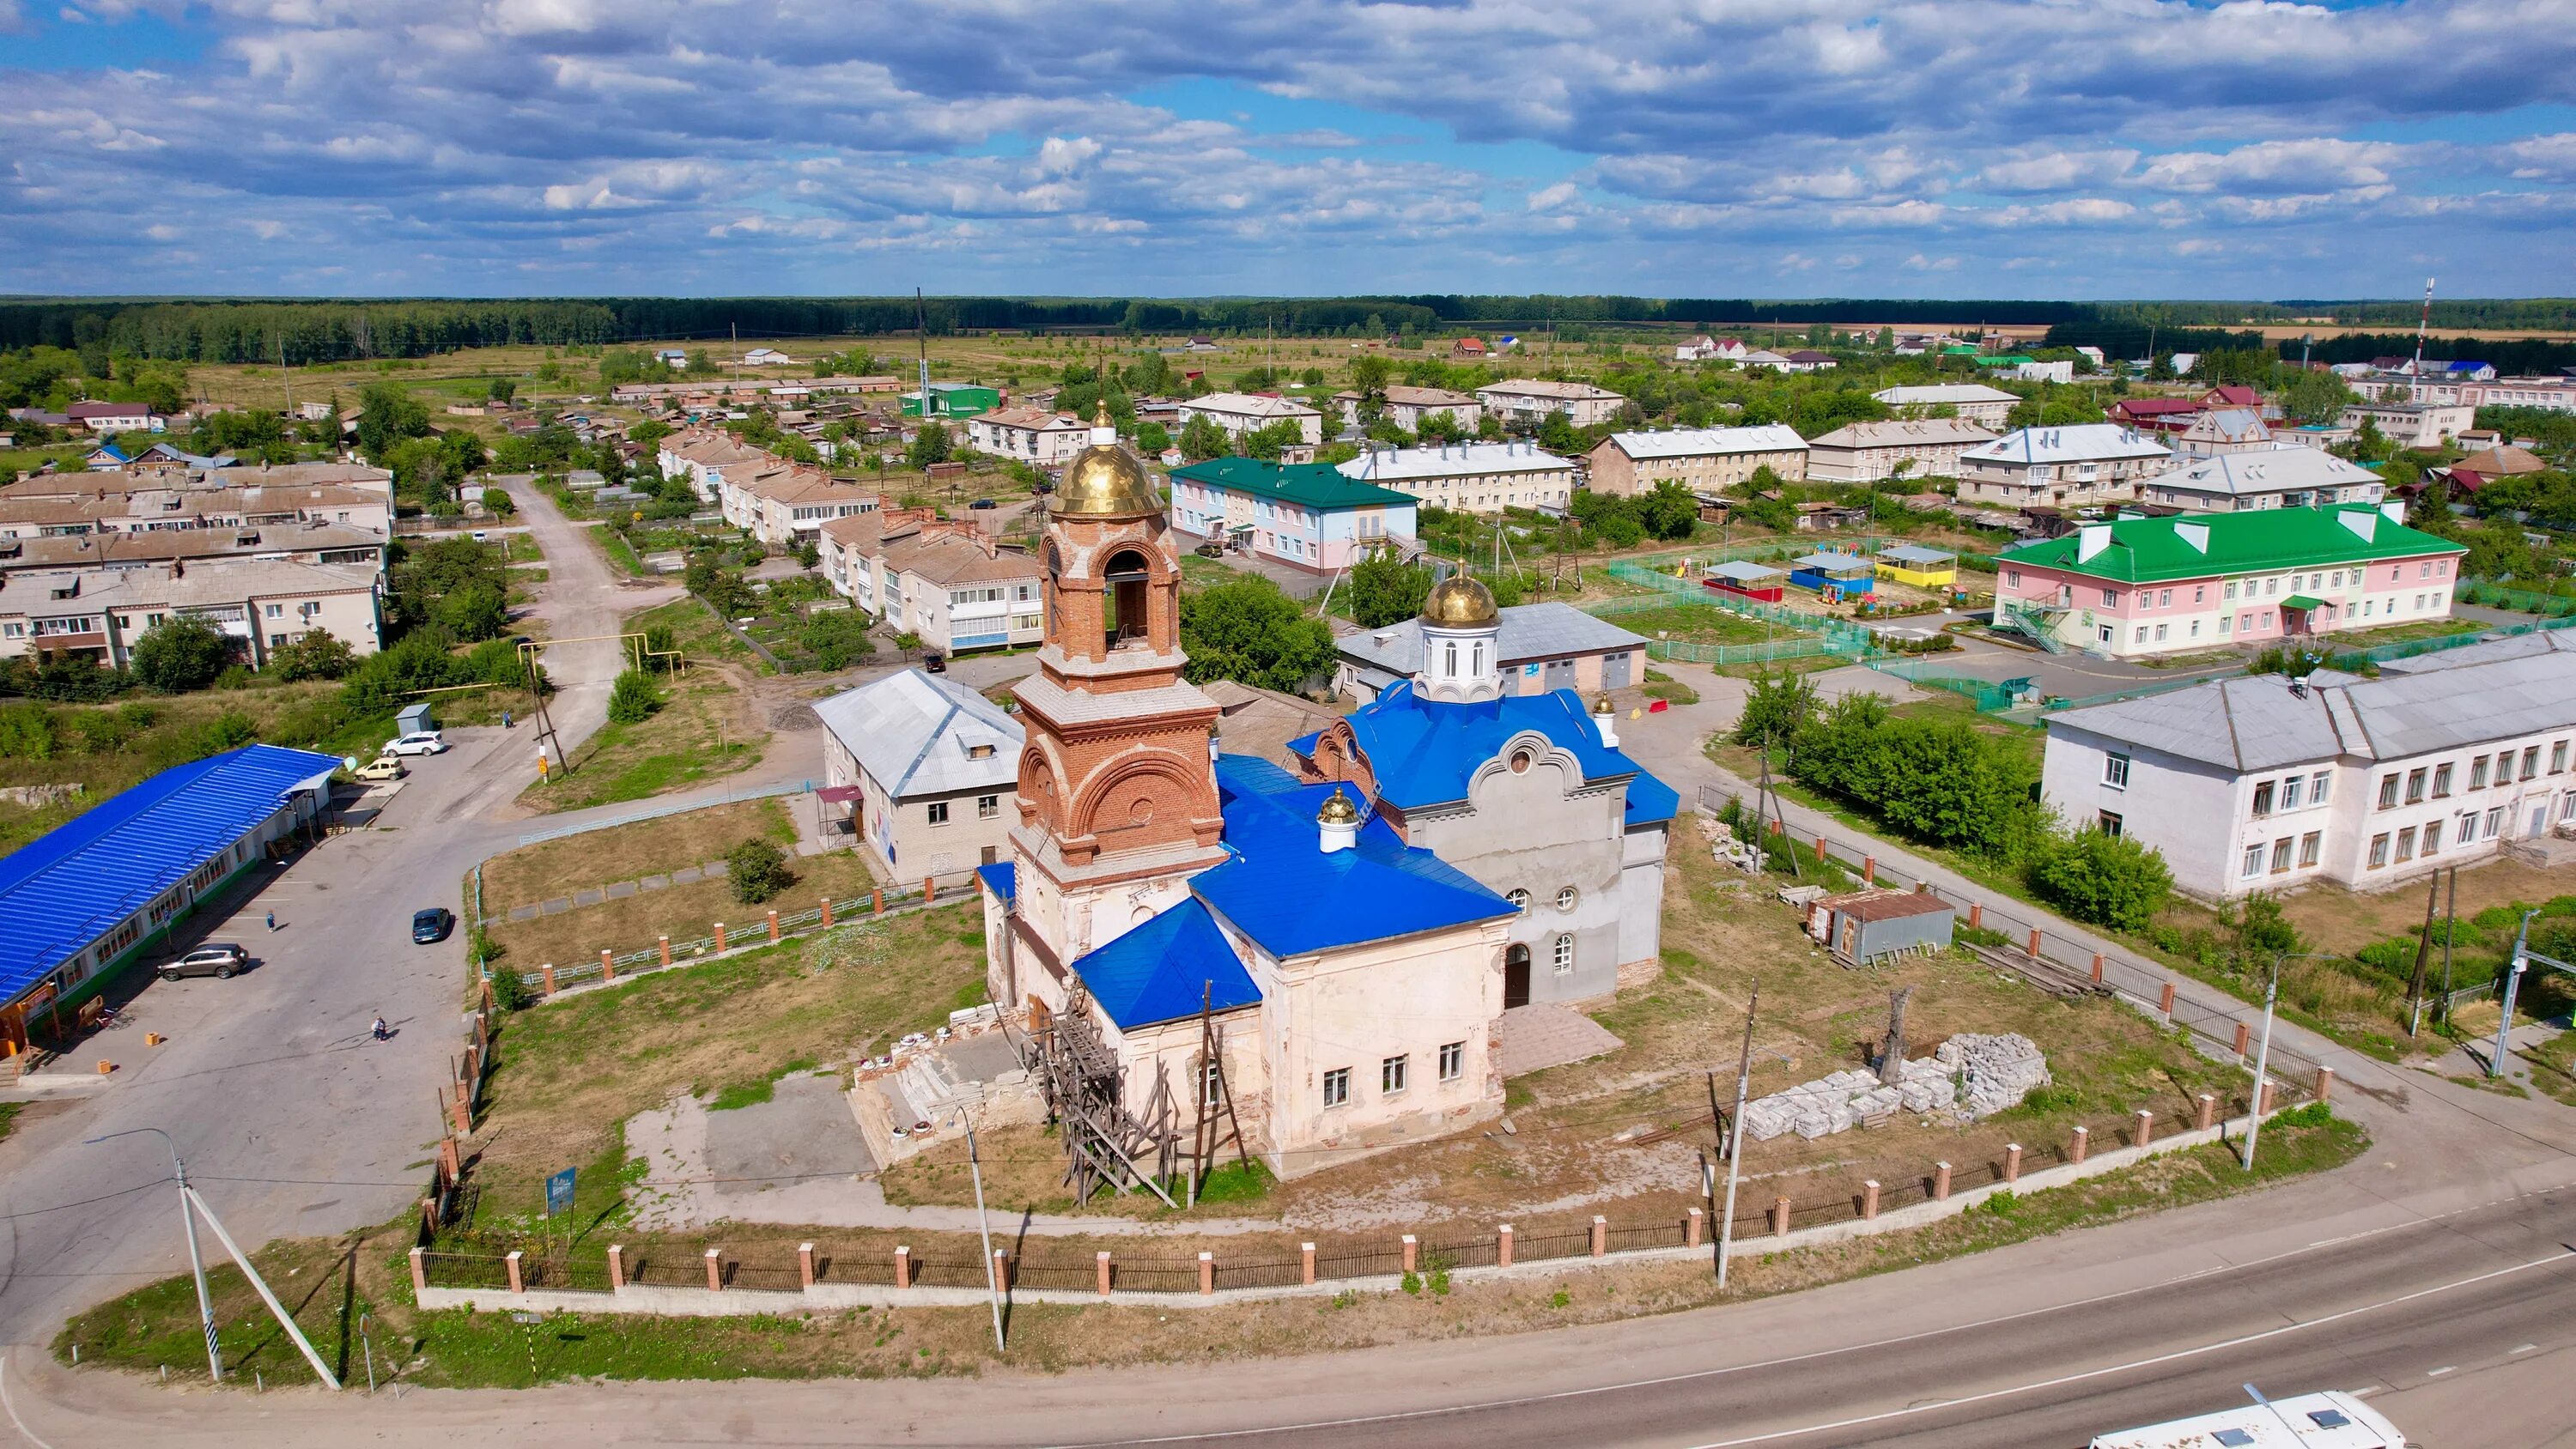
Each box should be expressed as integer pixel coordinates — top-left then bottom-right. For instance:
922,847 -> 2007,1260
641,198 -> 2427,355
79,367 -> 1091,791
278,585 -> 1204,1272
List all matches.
1870,384 -> 2021,427
1177,392 -> 1325,446
1805,418 -> 1996,483
1328,385 -> 1482,434
1956,424 -> 2173,508
2139,447 -> 2386,514
1335,441 -> 1577,512
2340,401 -> 2477,449
1474,379 -> 1627,428
818,508 -> 1044,655
1584,425 -> 1809,496
967,407 -> 1091,468
0,559 -> 382,671
2043,634 -> 2576,900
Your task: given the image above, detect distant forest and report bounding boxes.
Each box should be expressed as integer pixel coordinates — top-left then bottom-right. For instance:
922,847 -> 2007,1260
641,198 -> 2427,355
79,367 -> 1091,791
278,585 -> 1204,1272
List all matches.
1,293 -> 2571,368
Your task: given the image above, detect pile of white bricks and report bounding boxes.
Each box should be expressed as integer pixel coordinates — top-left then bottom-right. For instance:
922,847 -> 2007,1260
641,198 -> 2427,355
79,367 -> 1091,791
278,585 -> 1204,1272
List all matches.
1738,1035 -> 2050,1143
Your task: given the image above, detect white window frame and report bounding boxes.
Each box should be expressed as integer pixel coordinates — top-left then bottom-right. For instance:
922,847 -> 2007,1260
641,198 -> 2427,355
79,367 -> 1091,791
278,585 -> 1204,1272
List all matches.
1321,1067 -> 1350,1108
2102,753 -> 2129,790
1552,933 -> 1574,973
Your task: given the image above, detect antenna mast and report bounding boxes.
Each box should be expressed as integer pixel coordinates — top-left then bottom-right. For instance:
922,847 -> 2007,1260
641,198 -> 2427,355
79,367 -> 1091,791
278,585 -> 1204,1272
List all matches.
2409,276 -> 2436,405
915,288 -> 932,423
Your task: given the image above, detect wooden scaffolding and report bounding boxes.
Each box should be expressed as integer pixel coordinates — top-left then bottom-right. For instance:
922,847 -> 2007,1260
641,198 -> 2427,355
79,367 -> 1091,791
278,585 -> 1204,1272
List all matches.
1029,991 -> 1180,1208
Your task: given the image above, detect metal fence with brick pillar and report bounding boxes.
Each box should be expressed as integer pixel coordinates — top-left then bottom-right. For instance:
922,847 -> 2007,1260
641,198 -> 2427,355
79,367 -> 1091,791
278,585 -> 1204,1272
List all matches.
2196,1094 -> 2217,1131
1497,1224 -> 1515,1267
2069,1125 -> 2088,1164
1098,1251 -> 1113,1295
2314,1065 -> 2335,1102
821,897 -> 835,928
2233,1019 -> 2251,1057
1198,1252 -> 1214,1294
1933,1161 -> 1952,1200
606,1244 -> 625,1287
2158,980 -> 2177,1017
1400,1234 -> 1418,1273
1590,1216 -> 1607,1258
409,1246 -> 428,1295
767,909 -> 781,943
1300,1244 -> 1315,1285
2133,1109 -> 2154,1148
1861,1180 -> 1880,1220
705,1248 -> 723,1291
714,922 -> 726,952
540,963 -> 556,995
601,949 -> 616,984
659,935 -> 671,967
894,1246 -> 911,1288
506,1250 -> 525,1294
2004,1143 -> 2022,1184
1686,1208 -> 1704,1247
799,1243 -> 816,1289
1773,1196 -> 1792,1236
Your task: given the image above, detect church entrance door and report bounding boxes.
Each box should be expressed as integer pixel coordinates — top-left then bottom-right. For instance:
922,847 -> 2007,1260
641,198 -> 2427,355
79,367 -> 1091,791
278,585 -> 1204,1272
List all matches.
1504,943 -> 1532,1009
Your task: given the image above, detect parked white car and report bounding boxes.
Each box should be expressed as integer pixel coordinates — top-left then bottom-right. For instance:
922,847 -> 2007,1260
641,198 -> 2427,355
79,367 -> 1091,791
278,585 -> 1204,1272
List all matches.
383,731 -> 449,757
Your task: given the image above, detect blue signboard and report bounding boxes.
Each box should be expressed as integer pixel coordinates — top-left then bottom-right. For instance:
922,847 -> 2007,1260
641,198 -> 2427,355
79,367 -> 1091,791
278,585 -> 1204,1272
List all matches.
544,1167 -> 576,1218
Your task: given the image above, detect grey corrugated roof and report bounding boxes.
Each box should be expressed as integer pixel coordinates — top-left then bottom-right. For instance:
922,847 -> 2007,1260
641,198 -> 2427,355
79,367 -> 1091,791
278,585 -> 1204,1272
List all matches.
1707,560 -> 1784,582
2374,628 -> 2576,676
1880,544 -> 1956,566
812,668 -> 1022,799
2159,446 -> 2375,500
1335,601 -> 1646,674
2047,676 -> 2343,771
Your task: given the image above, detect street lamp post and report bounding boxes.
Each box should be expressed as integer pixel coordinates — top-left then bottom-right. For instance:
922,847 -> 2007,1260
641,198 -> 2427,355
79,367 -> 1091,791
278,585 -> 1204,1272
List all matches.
86,1127 -> 220,1383
2490,910 -> 2538,1081
2241,952 -> 2338,1173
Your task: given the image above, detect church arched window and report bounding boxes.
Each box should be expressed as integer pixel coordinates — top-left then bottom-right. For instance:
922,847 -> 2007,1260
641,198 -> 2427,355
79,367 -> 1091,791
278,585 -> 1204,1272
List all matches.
1444,640 -> 1458,676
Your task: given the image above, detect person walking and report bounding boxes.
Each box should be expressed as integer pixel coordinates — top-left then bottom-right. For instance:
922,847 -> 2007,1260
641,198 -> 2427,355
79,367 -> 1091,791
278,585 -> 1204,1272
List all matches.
265,911 -> 276,931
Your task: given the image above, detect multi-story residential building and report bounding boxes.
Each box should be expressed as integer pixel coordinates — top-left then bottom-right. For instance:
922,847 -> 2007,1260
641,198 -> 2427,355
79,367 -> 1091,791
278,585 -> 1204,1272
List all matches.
0,481 -> 392,541
64,402 -> 167,434
2166,409 -> 2275,458
815,667 -> 1024,877
965,407 -> 1090,468
0,558 -> 382,670
1474,379 -> 1627,429
2040,633 -> 2576,900
1870,383 -> 2020,427
1805,419 -> 1996,483
1955,424 -> 2173,508
0,522 -> 385,588
2139,447 -> 2386,514
2348,370 -> 2575,411
658,427 -> 775,500
817,508 -> 1044,655
1176,392 -> 1325,446
659,427 -> 878,545
1335,441 -> 1576,512
1327,385 -> 1482,434
1585,425 -> 1808,497
2341,400 -> 2476,449
1992,504 -> 2464,658
1168,458 -> 1415,572
5,459 -> 395,506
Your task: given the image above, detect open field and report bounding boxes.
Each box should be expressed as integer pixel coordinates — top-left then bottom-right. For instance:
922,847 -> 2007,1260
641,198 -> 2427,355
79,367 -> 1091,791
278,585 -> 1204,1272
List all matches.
481,846 -> 890,974
480,799 -> 793,910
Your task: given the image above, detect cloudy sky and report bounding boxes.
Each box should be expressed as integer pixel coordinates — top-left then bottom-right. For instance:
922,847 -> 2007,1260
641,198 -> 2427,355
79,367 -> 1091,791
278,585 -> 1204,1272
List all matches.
5,0 -> 2574,300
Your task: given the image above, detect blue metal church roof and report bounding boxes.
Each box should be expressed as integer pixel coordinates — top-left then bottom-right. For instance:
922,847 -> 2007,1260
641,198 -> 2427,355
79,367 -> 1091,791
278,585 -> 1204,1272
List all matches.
0,744 -> 341,1005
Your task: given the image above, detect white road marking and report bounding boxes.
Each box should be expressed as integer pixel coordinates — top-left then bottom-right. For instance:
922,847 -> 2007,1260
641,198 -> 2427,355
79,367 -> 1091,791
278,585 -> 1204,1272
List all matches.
0,1355 -> 56,1449
2512,1343 -> 2540,1355
1062,1195 -> 2572,1449
2427,1366 -> 2458,1377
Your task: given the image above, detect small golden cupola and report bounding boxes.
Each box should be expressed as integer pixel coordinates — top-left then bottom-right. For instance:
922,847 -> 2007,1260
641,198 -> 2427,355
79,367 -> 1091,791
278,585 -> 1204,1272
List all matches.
1413,572 -> 1503,705
1316,784 -> 1362,853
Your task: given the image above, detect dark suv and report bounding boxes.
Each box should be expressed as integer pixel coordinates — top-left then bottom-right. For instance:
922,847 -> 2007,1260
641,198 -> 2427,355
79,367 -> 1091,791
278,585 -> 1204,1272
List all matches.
159,943 -> 248,981
411,907 -> 456,944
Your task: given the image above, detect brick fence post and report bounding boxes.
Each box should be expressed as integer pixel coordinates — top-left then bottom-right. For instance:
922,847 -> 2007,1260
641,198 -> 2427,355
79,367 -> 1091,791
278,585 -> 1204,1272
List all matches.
1772,1196 -> 1792,1237
2259,1080 -> 2278,1114
767,909 -> 780,943
1400,1234 -> 1418,1274
1933,1161 -> 1952,1201
2069,1125 -> 2089,1165
2091,952 -> 2105,984
2003,1143 -> 2022,1184
450,1095 -> 470,1136
409,1246 -> 428,1295
872,888 -> 884,916
1300,1243 -> 1315,1286
659,935 -> 671,967
1097,1251 -> 1113,1296
1198,1251 -> 1214,1295
506,1250 -> 524,1294
420,1197 -> 437,1235
2158,980 -> 2177,1018
438,1135 -> 460,1181
798,1242 -> 816,1290
993,1248 -> 1012,1290
1814,833 -> 1826,862
714,922 -> 726,953
1590,1215 -> 1607,1258
2233,1019 -> 2251,1058
1497,1224 -> 1515,1268
2134,1109 -> 2154,1149
2026,927 -> 2042,959
540,963 -> 556,995
1862,855 -> 1874,884
2314,1065 -> 2335,1103
606,1244 -> 625,1288
894,1246 -> 911,1288
2196,1093 -> 2217,1131
1967,902 -> 1983,930
1686,1207 -> 1704,1247
922,876 -> 935,900
705,1248 -> 723,1292
601,948 -> 616,984
821,897 -> 835,929
1861,1181 -> 1880,1221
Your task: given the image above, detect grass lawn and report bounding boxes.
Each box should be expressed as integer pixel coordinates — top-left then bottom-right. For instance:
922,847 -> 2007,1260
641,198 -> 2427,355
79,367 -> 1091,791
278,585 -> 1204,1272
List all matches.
482,846 -> 891,973
471,899 -> 988,1208
52,1106 -> 2363,1389
631,594 -> 765,672
517,675 -> 763,812
478,799 -> 793,910
1601,603 -> 1783,647
2330,618 -> 2488,650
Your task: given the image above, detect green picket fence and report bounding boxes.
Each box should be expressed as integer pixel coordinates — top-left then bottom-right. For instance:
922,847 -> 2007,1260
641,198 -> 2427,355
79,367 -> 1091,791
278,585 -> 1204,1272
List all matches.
2458,579 -> 2576,618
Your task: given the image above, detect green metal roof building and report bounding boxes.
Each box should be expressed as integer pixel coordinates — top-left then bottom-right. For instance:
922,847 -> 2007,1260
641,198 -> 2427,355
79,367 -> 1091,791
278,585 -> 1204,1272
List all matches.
1168,457 -> 1417,574
901,382 -> 1001,419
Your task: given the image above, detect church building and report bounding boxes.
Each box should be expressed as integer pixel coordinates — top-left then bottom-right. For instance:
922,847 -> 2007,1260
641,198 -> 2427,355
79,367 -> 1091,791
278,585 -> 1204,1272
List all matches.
977,411 -> 1675,1179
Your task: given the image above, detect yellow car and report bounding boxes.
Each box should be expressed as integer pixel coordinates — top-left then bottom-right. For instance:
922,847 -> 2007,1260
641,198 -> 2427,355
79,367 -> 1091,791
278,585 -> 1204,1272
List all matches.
353,755 -> 406,783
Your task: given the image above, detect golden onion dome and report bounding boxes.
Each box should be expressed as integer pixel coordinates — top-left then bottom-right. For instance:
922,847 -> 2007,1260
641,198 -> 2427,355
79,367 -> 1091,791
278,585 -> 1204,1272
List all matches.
1316,785 -> 1361,825
1592,693 -> 1614,717
1054,403 -> 1162,518
1420,573 -> 1499,628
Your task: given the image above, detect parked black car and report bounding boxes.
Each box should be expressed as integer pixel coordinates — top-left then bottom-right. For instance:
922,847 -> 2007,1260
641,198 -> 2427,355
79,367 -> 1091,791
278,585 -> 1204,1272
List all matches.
412,907 -> 456,944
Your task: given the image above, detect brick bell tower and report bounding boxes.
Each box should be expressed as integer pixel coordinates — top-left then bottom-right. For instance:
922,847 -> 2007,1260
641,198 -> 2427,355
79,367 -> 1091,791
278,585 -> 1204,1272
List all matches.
993,406 -> 1227,1009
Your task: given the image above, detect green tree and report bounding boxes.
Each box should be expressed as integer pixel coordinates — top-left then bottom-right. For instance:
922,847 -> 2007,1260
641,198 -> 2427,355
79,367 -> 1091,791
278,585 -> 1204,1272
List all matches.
130,615 -> 233,693
1732,670 -> 1820,750
1179,578 -> 1335,693
726,837 -> 794,905
907,420 -> 953,470
1536,411 -> 1580,453
1178,415 -> 1230,462
799,609 -> 875,670
1240,419 -> 1306,461
2233,892 -> 2303,958
605,668 -> 660,724
266,628 -> 356,682
1133,421 -> 1172,454
352,381 -> 433,459
1347,551 -> 1434,627
2026,827 -> 2173,931
1636,480 -> 1700,541
481,488 -> 516,518
434,583 -> 508,641
487,377 -> 517,403
2279,368 -> 2356,427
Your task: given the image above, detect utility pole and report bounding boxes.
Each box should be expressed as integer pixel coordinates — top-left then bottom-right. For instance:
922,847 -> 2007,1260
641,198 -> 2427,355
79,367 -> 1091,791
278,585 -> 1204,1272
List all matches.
2492,910 -> 2537,1080
2409,278 -> 2435,406
2406,871 -> 2440,1037
1716,982 -> 1758,1290
961,1110 -> 1005,1353
2439,867 -> 2458,1013
88,1128 -> 220,1383
2239,952 -> 2283,1173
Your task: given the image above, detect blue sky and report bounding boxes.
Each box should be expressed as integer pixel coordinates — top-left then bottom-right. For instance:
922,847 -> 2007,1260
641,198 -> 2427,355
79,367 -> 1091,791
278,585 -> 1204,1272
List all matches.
4,0 -> 2574,299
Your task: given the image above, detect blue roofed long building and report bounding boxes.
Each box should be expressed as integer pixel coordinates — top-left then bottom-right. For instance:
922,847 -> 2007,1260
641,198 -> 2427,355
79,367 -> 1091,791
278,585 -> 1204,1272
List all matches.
976,424 -> 1675,1180
0,744 -> 339,1054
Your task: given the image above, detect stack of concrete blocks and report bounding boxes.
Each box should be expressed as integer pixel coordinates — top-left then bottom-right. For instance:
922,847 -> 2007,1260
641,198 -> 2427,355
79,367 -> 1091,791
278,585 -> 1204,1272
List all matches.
1937,1033 -> 2051,1119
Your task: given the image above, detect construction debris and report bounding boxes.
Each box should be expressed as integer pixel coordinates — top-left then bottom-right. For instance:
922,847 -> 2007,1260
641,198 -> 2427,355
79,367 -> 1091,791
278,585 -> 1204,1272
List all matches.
1938,1033 -> 2053,1119
1736,1036 -> 2051,1143
1704,816 -> 1770,874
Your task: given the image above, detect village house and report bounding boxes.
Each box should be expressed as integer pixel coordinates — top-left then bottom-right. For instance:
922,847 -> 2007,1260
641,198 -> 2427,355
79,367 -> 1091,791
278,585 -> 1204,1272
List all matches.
1955,424 -> 2173,509
1336,440 -> 1577,513
2140,447 -> 2386,514
2341,400 -> 2477,449
2166,409 -> 2276,458
816,667 -> 1024,878
1330,600 -> 1650,704
716,464 -> 880,547
1176,391 -> 1326,446
1327,385 -> 1481,434
966,407 -> 1091,468
0,557 -> 383,670
64,402 -> 167,435
1992,504 -> 2463,658
818,507 -> 1044,655
1805,418 -> 1996,483
1586,424 -> 1808,497
1168,456 -> 1415,572
1474,379 -> 1627,429
1870,383 -> 2021,427
1674,336 -> 1749,364
2041,632 -> 2576,900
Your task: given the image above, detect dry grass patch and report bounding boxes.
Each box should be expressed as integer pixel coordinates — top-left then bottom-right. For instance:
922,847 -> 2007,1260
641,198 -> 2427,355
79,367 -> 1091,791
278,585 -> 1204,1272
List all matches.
479,799 -> 793,910
519,665 -> 765,814
2251,858 -> 2573,959
482,849 -> 890,972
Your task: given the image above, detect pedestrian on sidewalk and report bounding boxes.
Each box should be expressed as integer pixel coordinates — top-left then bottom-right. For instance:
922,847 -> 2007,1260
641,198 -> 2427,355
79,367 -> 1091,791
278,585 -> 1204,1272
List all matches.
265,911 -> 276,931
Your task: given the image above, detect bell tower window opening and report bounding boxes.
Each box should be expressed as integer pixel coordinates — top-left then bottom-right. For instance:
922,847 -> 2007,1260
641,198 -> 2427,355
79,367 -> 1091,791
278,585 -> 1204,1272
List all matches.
1103,549 -> 1152,646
